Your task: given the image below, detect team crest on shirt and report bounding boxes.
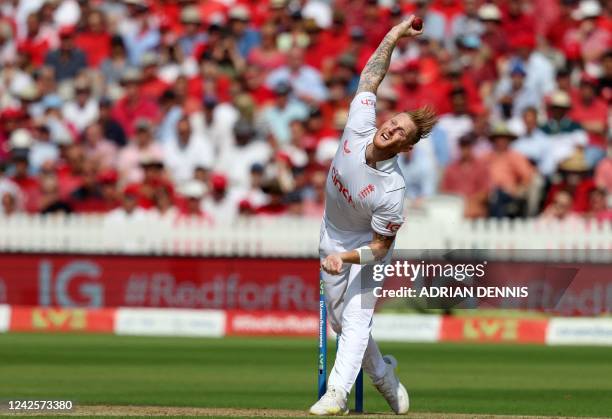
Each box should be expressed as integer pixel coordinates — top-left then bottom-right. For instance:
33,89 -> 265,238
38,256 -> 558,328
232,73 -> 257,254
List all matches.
343,140 -> 351,154
358,184 -> 375,200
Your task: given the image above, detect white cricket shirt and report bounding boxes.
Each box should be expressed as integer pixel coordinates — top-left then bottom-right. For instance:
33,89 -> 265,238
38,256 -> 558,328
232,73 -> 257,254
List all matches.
321,92 -> 406,251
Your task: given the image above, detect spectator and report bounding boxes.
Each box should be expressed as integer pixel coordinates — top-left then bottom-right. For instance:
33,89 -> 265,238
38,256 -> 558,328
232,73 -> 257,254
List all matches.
585,188 -> 612,221
440,134 -> 490,218
228,5 -> 261,59
44,26 -> 86,81
248,22 -> 286,72
62,80 -> 99,133
202,173 -> 242,223
117,118 -> 163,184
397,142 -> 438,204
595,148 -> 612,193
163,116 -> 213,186
74,8 -> 111,67
486,124 -> 535,218
259,82 -> 309,145
82,122 -> 117,170
511,107 -> 554,176
435,88 -> 473,163
111,69 -> 160,138
105,184 -> 149,223
176,6 -> 205,58
494,63 -> 540,121
152,184 -> 177,222
100,35 -> 130,84
29,124 -> 59,174
98,97 -> 127,147
39,174 -> 72,214
266,48 -> 328,103
540,90 -> 589,174
540,189 -> 582,221
569,75 -> 609,154
119,1 -> 160,66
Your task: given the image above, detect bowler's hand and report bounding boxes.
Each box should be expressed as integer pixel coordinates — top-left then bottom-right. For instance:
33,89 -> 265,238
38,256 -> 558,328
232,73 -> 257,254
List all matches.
392,15 -> 423,38
321,254 -> 343,275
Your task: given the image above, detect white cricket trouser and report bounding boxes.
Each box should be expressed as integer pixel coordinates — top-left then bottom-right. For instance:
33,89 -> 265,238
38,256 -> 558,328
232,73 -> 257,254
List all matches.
319,221 -> 389,394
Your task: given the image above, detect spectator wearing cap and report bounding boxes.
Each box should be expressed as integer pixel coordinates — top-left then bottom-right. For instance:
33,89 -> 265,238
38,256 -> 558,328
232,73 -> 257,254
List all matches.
477,3 -> 508,57
441,133 -> 491,218
266,48 -> 328,103
111,69 -> 160,138
163,116 -> 213,185
44,26 -> 87,81
176,180 -> 210,221
569,75 -> 609,151
105,183 -> 149,224
217,119 -> 271,189
259,82 -> 309,145
202,173 -> 242,222
151,183 -> 177,222
62,81 -> 99,133
485,123 -> 535,218
540,90 -> 590,173
228,5 -> 260,58
493,62 -> 540,121
74,9 -> 111,67
82,122 -> 117,170
117,118 -> 163,184
177,6 -> 205,58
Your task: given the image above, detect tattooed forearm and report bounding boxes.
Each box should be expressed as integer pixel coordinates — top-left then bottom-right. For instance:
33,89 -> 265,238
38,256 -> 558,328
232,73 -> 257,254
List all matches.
356,32 -> 400,95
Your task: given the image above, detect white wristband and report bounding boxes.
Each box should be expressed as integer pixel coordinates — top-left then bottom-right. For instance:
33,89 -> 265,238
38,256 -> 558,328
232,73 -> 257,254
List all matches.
357,246 -> 376,265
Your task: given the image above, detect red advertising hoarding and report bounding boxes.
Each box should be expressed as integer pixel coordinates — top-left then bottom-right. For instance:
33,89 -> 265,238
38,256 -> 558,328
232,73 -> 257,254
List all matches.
0,255 -> 320,312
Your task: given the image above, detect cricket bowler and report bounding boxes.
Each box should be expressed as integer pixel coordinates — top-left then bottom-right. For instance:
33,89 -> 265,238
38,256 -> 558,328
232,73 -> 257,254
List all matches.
311,16 -> 437,416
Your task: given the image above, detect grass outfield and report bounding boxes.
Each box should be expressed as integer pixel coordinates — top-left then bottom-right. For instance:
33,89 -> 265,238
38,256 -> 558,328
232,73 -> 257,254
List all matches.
0,333 -> 611,417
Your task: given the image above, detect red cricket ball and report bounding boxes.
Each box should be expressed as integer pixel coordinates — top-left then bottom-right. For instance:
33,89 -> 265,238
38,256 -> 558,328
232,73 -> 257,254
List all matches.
412,17 -> 423,31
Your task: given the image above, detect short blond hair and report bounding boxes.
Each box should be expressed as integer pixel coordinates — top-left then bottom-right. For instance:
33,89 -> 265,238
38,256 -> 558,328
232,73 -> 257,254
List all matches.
406,106 -> 438,144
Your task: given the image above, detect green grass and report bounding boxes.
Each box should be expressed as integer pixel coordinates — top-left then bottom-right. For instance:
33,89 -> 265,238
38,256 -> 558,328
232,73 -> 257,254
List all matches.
0,333 -> 611,417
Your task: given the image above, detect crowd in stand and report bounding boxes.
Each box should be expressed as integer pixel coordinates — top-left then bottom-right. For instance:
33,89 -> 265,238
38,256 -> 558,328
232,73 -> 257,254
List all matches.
0,0 -> 611,223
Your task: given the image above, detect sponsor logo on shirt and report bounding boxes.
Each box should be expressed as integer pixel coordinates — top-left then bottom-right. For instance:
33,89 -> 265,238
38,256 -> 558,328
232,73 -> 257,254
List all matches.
360,98 -> 375,107
358,184 -> 375,200
385,221 -> 401,233
331,166 -> 354,207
